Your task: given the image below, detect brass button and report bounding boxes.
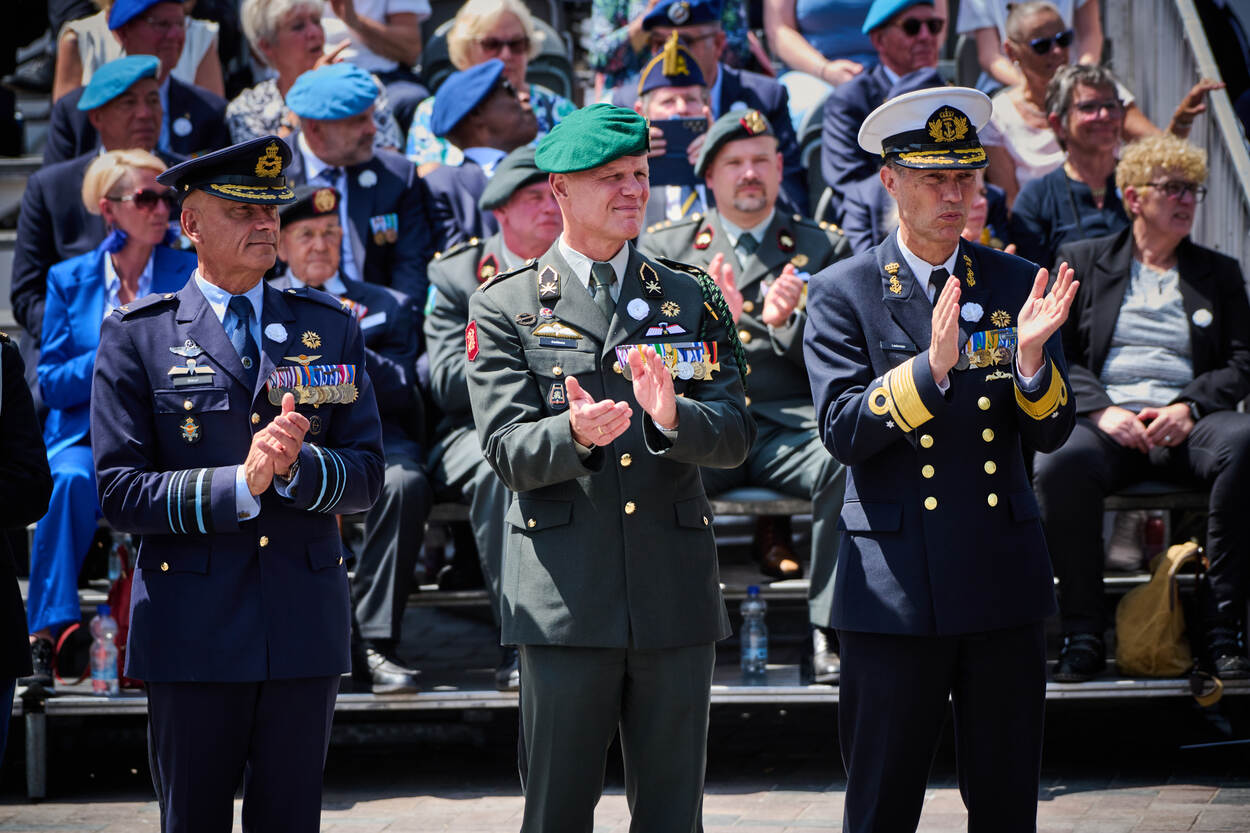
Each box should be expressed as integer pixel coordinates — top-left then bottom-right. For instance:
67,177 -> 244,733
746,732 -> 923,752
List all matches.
251,413 -> 260,425
744,396 -> 752,406
982,428 -> 995,442
920,434 -> 934,449
160,561 -> 170,572
987,493 -> 999,507
259,536 -> 269,547
552,366 -> 563,376
624,500 -> 636,515
702,516 -> 709,526
527,518 -> 536,528
613,361 -> 623,374
921,464 -> 934,478
742,300 -> 755,313
620,453 -> 632,467
338,556 -> 344,566
977,396 -> 991,411
924,496 -> 937,511
183,399 -> 193,411
164,293 -> 174,299
738,329 -> 752,343
984,460 -> 997,475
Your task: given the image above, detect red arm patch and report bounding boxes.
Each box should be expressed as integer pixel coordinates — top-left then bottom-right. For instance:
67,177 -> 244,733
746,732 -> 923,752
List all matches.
465,320 -> 479,361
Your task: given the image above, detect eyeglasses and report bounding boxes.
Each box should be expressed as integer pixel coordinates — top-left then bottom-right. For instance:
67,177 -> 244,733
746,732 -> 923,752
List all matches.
139,14 -> 188,33
1025,28 -> 1074,54
478,36 -> 530,55
108,189 -> 178,211
1143,180 -> 1207,201
1072,98 -> 1124,116
897,17 -> 944,37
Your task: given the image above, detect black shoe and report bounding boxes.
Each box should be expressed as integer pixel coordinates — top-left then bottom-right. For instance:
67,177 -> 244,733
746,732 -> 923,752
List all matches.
1207,624 -> 1250,680
810,627 -> 839,685
495,646 -> 519,691
1053,632 -> 1105,682
19,638 -> 54,692
363,646 -> 420,694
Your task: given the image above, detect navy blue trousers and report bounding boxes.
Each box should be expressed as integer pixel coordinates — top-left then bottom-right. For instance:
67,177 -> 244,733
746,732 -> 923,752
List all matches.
146,677 -> 339,833
837,623 -> 1047,833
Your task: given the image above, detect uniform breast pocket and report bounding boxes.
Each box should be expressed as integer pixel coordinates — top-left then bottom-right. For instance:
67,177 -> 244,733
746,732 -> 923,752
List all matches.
153,388 -> 231,445
528,349 -> 600,411
506,497 -> 573,532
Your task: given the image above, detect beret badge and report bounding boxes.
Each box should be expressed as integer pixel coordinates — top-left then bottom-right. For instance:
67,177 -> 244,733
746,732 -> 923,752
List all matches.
739,110 -> 767,136
668,0 -> 691,23
313,188 -> 337,214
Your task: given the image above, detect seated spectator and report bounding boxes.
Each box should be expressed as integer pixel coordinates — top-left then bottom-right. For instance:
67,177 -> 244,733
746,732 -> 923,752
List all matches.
270,185 -> 430,694
820,1 -> 944,220
588,0 -> 750,92
29,150 -> 196,687
284,62 -> 433,310
1008,64 -> 1130,267
229,0 -> 404,150
406,0 -> 574,172
53,0 -> 225,101
424,145 -> 563,689
956,0 -> 1100,93
609,0 -> 806,213
422,59 -> 538,251
12,56 -> 184,345
1,333 -> 53,706
639,109 -> 849,683
44,0 -> 231,164
1036,134 -> 1250,682
633,37 -> 713,226
321,0 -> 430,135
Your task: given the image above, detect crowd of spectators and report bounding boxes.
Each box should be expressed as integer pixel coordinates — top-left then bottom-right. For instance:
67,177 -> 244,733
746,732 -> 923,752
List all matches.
3,0 -> 1250,691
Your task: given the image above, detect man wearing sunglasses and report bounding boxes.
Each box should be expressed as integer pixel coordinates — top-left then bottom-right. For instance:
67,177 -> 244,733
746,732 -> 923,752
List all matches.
820,0 -> 944,220
43,0 -> 230,165
422,59 -> 539,252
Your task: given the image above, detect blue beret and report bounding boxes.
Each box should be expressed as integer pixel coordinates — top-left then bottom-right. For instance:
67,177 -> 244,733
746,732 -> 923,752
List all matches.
157,135 -> 297,204
642,0 -> 723,30
77,55 -> 160,111
286,63 -> 380,121
861,0 -> 934,33
637,35 -> 706,97
108,0 -> 178,30
535,104 -> 650,173
431,60 -> 506,138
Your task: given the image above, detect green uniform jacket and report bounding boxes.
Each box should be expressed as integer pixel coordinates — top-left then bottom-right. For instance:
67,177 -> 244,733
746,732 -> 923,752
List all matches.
466,242 -> 755,649
640,210 -> 850,429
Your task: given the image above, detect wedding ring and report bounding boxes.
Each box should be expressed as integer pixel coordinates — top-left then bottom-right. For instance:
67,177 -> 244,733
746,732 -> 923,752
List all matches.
597,426 -> 605,436
1164,434 -> 1173,443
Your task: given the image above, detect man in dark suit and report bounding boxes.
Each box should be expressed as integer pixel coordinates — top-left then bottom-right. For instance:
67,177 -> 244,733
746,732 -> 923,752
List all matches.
421,59 -> 538,252
803,88 -> 1078,832
91,136 -> 384,831
43,0 -> 230,164
466,104 -> 753,832
272,185 -> 429,694
611,0 -> 805,211
820,0 -> 945,219
284,63 -> 433,314
11,56 -> 184,344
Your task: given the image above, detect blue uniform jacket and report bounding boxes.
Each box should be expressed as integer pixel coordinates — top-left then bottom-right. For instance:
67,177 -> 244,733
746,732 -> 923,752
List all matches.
90,280 -> 385,682
420,159 -> 499,254
820,64 -> 892,213
803,235 -> 1075,635
39,244 -> 197,460
43,78 -> 230,165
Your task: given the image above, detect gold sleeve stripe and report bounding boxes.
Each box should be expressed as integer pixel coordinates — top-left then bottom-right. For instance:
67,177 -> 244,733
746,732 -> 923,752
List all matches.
885,357 -> 934,430
868,383 -> 912,431
1015,360 -> 1068,420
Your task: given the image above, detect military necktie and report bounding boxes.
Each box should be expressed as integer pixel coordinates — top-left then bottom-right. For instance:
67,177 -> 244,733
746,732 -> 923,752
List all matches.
735,232 -> 759,267
315,166 -> 361,283
589,262 -> 617,322
227,295 -> 259,388
929,267 -> 950,305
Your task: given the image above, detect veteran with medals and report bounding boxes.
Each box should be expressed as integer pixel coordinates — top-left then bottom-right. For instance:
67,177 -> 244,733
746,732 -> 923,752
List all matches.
90,136 -> 384,832
465,104 -> 753,832
802,88 -> 1079,832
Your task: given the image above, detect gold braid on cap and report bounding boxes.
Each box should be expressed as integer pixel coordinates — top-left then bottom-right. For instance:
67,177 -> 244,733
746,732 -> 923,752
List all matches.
661,31 -> 688,77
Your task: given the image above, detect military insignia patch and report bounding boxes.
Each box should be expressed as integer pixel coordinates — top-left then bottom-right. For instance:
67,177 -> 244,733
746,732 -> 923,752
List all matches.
539,307 -> 555,319
532,321 -> 583,340
465,320 -> 479,361
313,188 -> 337,213
169,339 -> 203,358
888,276 -> 903,295
790,254 -> 809,268
927,107 -> 970,143
538,265 -> 560,301
660,300 -> 681,317
167,357 -> 217,387
283,354 -> 321,366
694,228 -> 713,250
301,330 -> 321,349
255,142 -> 283,178
548,381 -> 567,409
739,110 -> 767,135
990,310 -> 1012,328
645,322 -> 689,337
668,0 -> 690,23
514,312 -> 537,326
777,230 -> 795,252
963,253 -> 976,286
639,263 -> 663,298
180,416 -> 201,444
477,254 -> 499,282
309,415 -> 323,435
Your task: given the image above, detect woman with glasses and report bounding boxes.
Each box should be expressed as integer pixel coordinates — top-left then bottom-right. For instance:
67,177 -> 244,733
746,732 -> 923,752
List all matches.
1036,134 -> 1250,683
955,0 -> 1101,93
24,150 -> 196,689
405,0 -> 575,172
229,0 -> 404,150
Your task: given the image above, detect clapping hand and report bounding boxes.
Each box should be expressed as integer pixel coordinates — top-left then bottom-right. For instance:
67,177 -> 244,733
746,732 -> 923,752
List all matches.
243,393 -> 310,493
761,264 -> 804,327
706,253 -> 744,323
928,277 -> 961,384
627,345 -> 679,430
566,376 -> 632,448
1016,262 -> 1078,377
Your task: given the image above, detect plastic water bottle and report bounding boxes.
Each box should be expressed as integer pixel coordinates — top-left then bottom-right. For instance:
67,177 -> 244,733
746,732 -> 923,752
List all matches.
740,586 -> 768,681
107,535 -> 128,582
89,605 -> 119,696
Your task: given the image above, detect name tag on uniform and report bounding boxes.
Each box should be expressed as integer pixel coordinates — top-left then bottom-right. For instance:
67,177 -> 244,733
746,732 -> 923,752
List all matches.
880,340 -> 916,353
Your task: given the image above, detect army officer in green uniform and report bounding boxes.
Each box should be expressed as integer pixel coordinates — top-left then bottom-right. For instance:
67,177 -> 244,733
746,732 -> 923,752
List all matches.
465,103 -> 754,833
640,108 -> 850,683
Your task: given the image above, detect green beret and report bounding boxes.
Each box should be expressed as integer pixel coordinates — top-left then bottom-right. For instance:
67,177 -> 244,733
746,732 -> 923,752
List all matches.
694,108 -> 775,176
478,146 -> 549,211
535,103 -> 650,174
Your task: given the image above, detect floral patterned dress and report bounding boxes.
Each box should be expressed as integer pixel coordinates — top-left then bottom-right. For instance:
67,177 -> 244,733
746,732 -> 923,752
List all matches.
227,77 -> 405,150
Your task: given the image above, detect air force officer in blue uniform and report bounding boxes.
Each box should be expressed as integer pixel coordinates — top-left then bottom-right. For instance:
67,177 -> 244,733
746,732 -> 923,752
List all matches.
90,136 -> 384,833
803,88 -> 1079,832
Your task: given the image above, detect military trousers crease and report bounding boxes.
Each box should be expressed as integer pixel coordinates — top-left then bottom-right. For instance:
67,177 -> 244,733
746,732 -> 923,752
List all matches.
517,642 -> 717,833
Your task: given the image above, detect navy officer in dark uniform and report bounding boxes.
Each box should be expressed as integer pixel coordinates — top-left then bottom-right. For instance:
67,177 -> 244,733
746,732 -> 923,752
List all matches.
90,136 -> 384,833
803,88 -> 1079,832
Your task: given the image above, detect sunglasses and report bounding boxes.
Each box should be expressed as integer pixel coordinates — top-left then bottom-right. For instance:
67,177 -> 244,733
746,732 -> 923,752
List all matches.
108,189 -> 178,211
897,17 -> 944,37
1144,180 -> 1207,202
478,35 -> 530,55
1026,28 -> 1074,54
